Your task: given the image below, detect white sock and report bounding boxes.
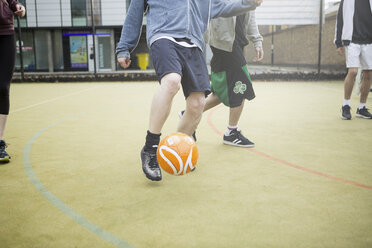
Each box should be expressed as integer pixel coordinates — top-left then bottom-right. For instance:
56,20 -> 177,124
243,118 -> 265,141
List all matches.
343,99 -> 351,106
225,125 -> 238,136
358,103 -> 366,110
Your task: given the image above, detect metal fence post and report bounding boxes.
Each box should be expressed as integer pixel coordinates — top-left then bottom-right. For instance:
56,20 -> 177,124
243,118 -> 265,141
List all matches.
16,16 -> 24,82
317,0 -> 324,79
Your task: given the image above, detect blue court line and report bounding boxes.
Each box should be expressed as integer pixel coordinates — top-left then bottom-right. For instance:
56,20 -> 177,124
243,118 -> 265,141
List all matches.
23,111 -> 135,248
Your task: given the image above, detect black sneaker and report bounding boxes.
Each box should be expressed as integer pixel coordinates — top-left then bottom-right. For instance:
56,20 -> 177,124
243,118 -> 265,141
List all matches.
356,106 -> 372,119
178,110 -> 197,141
0,140 -> 11,163
140,147 -> 162,181
223,130 -> 254,148
341,105 -> 352,120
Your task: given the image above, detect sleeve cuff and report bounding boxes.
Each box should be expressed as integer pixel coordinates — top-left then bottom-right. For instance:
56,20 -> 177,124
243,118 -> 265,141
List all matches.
116,50 -> 130,59
10,1 -> 19,11
254,41 -> 263,48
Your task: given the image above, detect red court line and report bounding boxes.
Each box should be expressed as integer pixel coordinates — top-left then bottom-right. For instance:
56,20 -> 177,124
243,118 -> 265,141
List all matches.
206,107 -> 372,190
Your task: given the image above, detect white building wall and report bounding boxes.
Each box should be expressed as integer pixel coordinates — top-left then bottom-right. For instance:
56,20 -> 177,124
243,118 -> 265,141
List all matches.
256,0 -> 324,25
101,0 -> 126,26
25,0 -> 37,27
61,0 -> 72,27
35,0 -> 62,27
24,0 -> 127,27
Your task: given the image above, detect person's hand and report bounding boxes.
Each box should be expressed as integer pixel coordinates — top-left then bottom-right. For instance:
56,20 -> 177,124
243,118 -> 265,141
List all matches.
14,4 -> 26,17
337,47 -> 344,56
255,0 -> 263,6
253,47 -> 264,62
117,57 -> 131,69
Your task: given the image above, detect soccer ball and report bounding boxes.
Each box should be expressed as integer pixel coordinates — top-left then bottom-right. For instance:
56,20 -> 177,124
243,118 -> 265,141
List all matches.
157,132 -> 198,176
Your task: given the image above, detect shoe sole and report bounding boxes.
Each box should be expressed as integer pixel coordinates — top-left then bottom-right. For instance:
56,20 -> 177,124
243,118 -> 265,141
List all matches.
341,115 -> 351,120
141,166 -> 162,181
0,157 -> 10,163
356,114 -> 372,119
144,173 -> 162,181
223,140 -> 255,148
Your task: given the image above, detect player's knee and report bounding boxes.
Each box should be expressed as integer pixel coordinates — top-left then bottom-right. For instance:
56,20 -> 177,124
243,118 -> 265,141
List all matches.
188,96 -> 205,115
161,76 -> 181,95
161,81 -> 180,96
167,83 -> 180,95
347,69 -> 358,78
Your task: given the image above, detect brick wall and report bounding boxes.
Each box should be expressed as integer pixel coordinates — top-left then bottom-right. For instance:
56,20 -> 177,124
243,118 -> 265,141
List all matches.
246,11 -> 346,71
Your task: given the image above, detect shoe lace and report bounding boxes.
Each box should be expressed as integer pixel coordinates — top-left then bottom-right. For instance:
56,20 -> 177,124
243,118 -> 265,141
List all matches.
231,130 -> 243,139
343,105 -> 351,111
342,105 -> 351,115
360,107 -> 371,115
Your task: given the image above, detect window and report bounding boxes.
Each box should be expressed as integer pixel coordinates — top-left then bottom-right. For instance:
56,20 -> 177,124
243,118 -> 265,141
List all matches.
53,30 -> 64,70
71,0 -> 87,26
97,34 -> 111,70
69,35 -> 88,69
34,30 -> 49,70
15,31 -> 35,71
88,0 -> 102,26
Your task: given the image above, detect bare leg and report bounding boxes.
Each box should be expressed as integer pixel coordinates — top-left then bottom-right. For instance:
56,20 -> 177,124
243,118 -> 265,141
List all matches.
177,92 -> 206,136
344,68 -> 358,100
149,73 -> 181,134
229,100 -> 244,127
223,99 -> 254,147
141,73 -> 182,181
203,93 -> 221,112
360,70 -> 372,104
0,114 -> 7,140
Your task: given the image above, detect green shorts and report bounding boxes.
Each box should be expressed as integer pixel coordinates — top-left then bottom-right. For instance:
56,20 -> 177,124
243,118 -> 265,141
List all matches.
210,46 -> 255,107
210,64 -> 255,108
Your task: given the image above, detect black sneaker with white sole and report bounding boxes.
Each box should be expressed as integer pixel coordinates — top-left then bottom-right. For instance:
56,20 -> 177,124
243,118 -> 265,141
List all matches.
178,110 -> 197,141
223,130 -> 254,148
0,140 -> 11,163
341,105 -> 352,120
140,147 -> 162,181
356,107 -> 372,119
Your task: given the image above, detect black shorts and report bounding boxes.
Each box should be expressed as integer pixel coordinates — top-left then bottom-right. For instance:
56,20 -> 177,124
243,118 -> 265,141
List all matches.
210,45 -> 255,108
149,39 -> 211,98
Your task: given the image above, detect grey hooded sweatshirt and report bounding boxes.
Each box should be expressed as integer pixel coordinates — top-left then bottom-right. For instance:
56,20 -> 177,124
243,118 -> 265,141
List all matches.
116,0 -> 260,59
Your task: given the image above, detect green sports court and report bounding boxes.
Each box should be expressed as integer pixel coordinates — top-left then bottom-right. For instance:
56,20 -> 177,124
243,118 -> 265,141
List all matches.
0,81 -> 371,248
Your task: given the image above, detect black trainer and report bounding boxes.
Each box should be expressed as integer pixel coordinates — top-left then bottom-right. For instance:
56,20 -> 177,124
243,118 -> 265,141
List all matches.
178,110 -> 197,141
356,106 -> 372,119
140,147 -> 162,181
223,130 -> 254,148
0,140 -> 11,163
341,105 -> 352,120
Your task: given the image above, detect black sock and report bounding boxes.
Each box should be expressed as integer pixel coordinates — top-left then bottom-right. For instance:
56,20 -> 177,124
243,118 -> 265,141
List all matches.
144,130 -> 161,153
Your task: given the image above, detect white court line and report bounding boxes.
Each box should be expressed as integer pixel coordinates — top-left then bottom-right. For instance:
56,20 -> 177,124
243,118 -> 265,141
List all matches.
10,85 -> 101,114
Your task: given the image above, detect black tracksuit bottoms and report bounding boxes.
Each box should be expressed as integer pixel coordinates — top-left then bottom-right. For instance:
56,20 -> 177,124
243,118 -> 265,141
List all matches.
0,34 -> 15,115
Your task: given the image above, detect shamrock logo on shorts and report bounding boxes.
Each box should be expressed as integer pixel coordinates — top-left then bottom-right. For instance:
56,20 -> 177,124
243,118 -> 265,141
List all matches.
233,81 -> 247,94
